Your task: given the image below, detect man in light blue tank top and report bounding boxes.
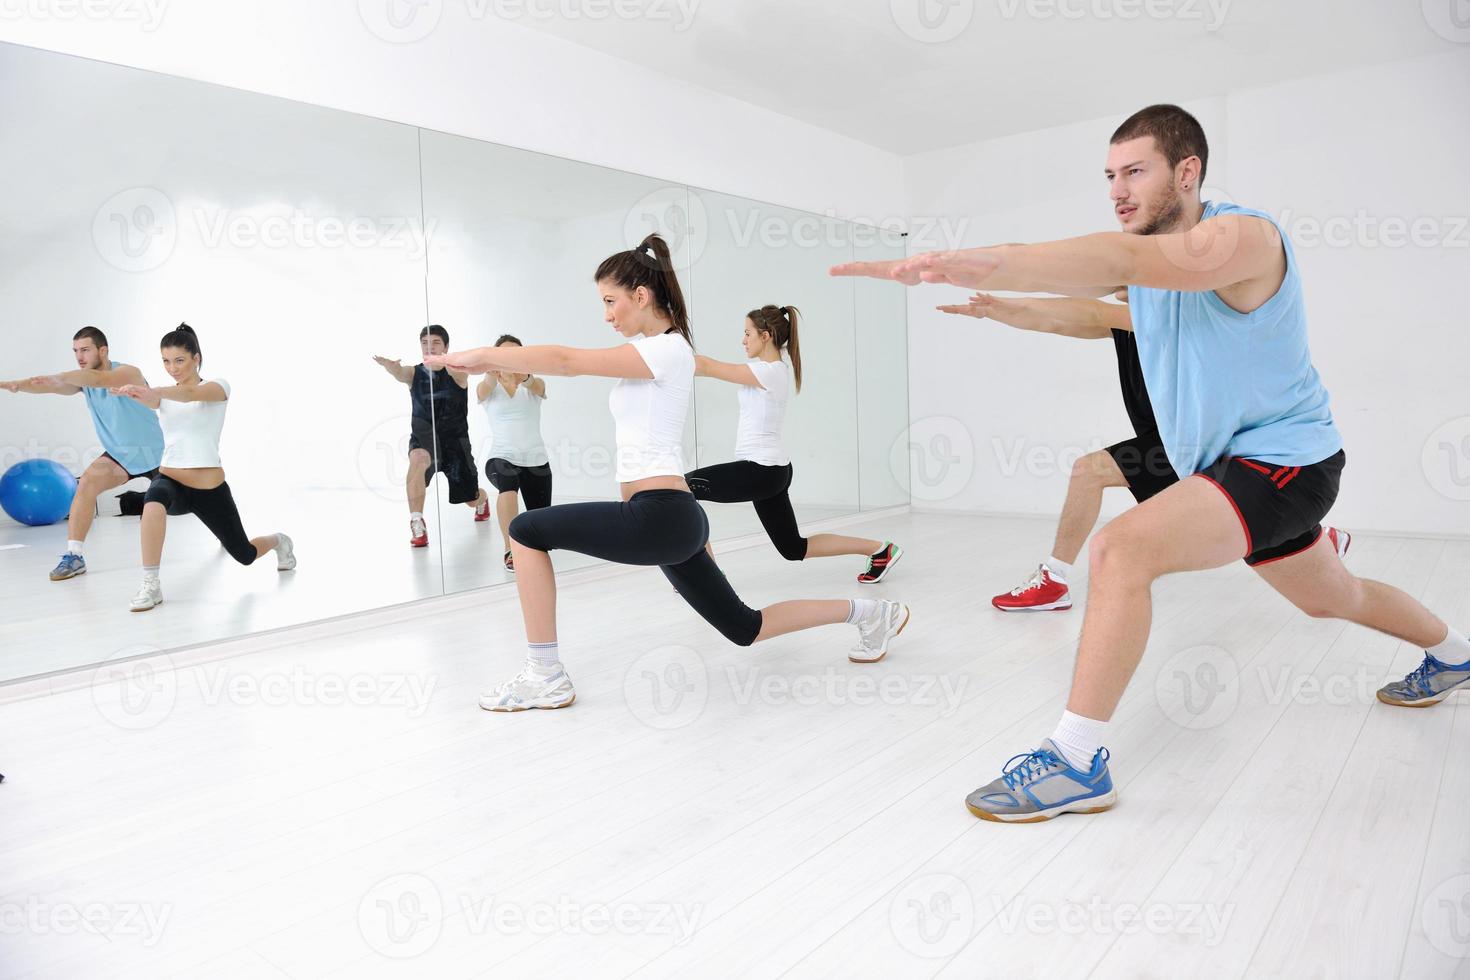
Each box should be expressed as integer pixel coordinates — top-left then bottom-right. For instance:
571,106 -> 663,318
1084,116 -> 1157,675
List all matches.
835,104 -> 1470,823
1,326 -> 164,580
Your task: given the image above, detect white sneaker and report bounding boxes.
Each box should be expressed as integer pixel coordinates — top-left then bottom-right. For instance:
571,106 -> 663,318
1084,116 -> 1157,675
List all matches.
275,532 -> 297,571
850,599 -> 911,664
479,668 -> 576,711
130,578 -> 163,612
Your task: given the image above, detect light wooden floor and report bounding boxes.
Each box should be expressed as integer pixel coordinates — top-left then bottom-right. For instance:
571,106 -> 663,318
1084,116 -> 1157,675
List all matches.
2,511 -> 1467,979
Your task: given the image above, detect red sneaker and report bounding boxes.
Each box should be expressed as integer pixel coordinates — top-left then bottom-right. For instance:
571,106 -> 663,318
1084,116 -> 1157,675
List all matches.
992,565 -> 1072,612
474,495 -> 491,522
857,542 -> 904,584
409,516 -> 429,548
1325,526 -> 1351,560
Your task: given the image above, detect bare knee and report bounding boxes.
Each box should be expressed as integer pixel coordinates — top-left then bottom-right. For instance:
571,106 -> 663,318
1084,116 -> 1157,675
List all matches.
1293,575 -> 1364,620
1088,524 -> 1156,588
407,449 -> 431,470
1071,450 -> 1117,488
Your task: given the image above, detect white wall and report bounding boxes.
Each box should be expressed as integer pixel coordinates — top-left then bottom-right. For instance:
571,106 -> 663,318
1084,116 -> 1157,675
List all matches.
902,50 -> 1470,538
0,0 -> 903,223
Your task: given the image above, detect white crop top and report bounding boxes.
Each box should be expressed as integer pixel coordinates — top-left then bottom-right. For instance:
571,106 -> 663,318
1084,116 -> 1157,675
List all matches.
734,358 -> 792,467
481,380 -> 549,467
159,378 -> 230,468
608,331 -> 693,483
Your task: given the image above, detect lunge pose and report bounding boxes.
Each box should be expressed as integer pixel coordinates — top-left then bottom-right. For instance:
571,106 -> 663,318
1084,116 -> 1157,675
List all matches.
427,235 -> 911,712
686,304 -> 903,583
1,326 -> 165,580
111,324 -> 294,611
476,334 -> 552,572
835,104 -> 1468,822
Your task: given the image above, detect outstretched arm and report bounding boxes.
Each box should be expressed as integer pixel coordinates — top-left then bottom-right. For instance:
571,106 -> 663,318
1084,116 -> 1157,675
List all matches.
372,355 -> 415,385
694,354 -> 762,388
935,293 -> 1131,338
4,376 -> 80,395
427,343 -> 655,381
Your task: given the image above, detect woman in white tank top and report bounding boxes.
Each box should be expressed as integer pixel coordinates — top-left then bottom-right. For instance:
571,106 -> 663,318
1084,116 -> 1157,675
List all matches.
685,305 -> 905,584
424,235 -> 910,712
110,323 -> 294,612
476,333 -> 552,571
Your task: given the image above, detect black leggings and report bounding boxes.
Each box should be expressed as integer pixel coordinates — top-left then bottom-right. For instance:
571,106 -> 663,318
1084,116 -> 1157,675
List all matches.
485,457 -> 553,512
143,475 -> 260,566
508,489 -> 763,646
685,460 -> 808,562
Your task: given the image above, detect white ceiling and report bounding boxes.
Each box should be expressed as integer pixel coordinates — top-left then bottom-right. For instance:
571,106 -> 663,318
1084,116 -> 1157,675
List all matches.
509,0 -> 1454,154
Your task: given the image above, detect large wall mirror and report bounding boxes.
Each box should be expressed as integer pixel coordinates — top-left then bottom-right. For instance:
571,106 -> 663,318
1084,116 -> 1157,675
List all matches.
0,40 -> 909,686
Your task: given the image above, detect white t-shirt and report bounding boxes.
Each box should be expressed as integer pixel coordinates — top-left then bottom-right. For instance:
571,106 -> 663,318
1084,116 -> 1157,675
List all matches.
734,358 -> 792,467
159,378 -> 230,468
608,331 -> 693,483
481,380 -> 549,467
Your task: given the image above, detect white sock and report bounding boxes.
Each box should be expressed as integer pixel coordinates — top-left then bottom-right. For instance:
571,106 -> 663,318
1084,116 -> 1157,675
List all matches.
142,565 -> 160,583
410,511 -> 424,522
67,540 -> 84,556
527,641 -> 561,676
1427,629 -> 1470,668
1044,555 -> 1072,583
846,598 -> 879,626
1050,709 -> 1109,771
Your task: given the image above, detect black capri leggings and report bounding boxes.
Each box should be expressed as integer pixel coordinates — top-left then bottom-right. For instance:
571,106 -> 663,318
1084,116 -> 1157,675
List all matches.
508,489 -> 763,646
485,457 -> 553,511
685,460 -> 808,562
143,475 -> 260,566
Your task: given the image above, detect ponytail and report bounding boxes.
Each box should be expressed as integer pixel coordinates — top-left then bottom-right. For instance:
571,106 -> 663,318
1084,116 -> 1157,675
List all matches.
160,321 -> 202,369
747,304 -> 803,393
594,233 -> 692,345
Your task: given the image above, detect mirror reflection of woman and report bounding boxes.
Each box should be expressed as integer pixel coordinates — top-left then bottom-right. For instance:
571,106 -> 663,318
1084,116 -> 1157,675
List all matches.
475,335 -> 552,572
687,305 -> 904,583
111,323 -> 295,612
426,234 -> 912,712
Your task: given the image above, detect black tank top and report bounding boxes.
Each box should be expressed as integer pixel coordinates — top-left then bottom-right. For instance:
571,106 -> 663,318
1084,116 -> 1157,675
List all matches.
1111,329 -> 1159,438
411,364 -> 469,435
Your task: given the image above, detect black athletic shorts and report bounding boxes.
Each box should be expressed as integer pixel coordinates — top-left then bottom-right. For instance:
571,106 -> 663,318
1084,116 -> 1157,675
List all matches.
485,457 -> 553,511
101,451 -> 159,481
408,419 -> 479,505
1103,431 -> 1178,504
143,475 -> 260,566
1198,449 -> 1345,566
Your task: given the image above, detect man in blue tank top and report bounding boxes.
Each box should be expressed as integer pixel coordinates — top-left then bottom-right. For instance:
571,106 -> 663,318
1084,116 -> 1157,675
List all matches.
835,104 -> 1469,823
2,326 -> 164,581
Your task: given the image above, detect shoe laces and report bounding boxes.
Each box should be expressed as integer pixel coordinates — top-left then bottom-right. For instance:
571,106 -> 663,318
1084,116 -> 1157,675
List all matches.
863,544 -> 890,574
1001,748 -> 1063,789
1406,654 -> 1440,687
1009,566 -> 1048,597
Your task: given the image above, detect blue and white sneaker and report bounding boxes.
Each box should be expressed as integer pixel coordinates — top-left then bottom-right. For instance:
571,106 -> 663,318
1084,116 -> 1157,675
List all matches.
1376,649 -> 1470,707
49,553 -> 87,581
965,739 -> 1116,823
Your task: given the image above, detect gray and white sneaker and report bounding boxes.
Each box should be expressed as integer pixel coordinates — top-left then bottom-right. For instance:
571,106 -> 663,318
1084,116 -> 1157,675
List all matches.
275,533 -> 297,571
965,739 -> 1116,823
1376,649 -> 1470,707
850,599 -> 911,664
479,668 -> 576,711
129,578 -> 163,612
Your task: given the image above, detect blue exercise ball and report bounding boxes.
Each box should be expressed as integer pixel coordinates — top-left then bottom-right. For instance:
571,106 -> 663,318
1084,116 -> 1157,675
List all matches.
0,459 -> 78,526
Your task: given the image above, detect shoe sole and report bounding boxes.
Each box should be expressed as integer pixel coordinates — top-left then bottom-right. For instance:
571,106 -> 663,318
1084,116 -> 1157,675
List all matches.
50,568 -> 86,581
966,789 -> 1117,823
849,604 -> 911,664
858,546 -> 904,585
992,599 -> 1073,612
130,598 -> 162,613
410,541 -> 428,548
1376,690 -> 1455,707
480,693 -> 576,712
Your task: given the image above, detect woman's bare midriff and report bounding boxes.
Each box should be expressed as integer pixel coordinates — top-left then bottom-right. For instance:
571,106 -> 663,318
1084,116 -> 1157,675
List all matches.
160,466 -> 226,490
620,475 -> 690,502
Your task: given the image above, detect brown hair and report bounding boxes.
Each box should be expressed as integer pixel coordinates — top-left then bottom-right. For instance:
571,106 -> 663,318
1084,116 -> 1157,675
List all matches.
747,305 -> 802,393
594,233 -> 692,345
73,325 -> 108,350
1110,104 -> 1208,184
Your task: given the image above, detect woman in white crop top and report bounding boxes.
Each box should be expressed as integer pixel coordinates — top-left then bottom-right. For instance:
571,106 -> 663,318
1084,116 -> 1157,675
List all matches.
476,333 -> 553,571
686,304 -> 905,584
111,323 -> 295,612
425,235 -> 911,713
